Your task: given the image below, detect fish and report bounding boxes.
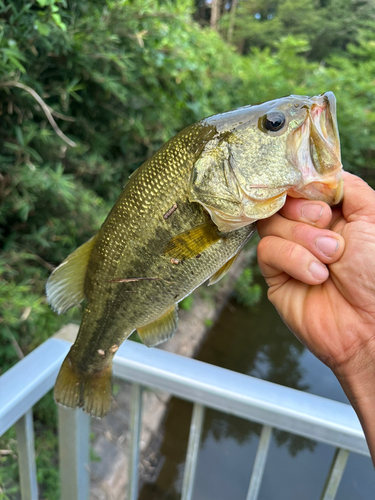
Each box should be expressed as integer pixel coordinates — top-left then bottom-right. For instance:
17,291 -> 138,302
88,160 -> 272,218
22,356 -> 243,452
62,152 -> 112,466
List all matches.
46,91 -> 343,417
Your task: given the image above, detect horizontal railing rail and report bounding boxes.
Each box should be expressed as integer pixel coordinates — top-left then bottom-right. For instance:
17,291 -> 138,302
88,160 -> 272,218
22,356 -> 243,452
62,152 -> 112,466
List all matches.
0,323 -> 370,500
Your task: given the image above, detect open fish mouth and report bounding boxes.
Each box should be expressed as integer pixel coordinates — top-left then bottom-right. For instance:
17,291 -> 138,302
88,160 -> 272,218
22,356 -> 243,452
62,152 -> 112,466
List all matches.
287,91 -> 343,205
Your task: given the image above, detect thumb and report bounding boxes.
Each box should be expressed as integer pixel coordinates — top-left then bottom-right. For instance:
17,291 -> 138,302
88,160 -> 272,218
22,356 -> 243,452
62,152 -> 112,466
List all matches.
342,171 -> 375,224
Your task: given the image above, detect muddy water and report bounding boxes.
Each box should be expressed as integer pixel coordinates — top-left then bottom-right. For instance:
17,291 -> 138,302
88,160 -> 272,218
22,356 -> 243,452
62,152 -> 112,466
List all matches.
139,275 -> 375,500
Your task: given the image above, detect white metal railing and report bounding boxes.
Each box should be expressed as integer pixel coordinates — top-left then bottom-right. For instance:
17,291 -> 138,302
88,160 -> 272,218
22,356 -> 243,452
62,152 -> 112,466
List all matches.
0,323 -> 370,500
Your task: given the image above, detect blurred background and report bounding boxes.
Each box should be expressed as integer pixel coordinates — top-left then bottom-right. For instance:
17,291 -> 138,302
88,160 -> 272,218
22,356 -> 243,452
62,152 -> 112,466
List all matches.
1,0 -> 375,498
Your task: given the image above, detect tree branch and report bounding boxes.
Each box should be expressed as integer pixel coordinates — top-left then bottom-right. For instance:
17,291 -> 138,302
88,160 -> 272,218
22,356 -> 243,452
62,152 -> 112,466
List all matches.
0,81 -> 77,147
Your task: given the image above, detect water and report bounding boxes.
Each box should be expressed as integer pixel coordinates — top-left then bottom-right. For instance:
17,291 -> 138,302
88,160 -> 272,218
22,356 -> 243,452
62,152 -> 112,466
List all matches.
139,275 -> 375,499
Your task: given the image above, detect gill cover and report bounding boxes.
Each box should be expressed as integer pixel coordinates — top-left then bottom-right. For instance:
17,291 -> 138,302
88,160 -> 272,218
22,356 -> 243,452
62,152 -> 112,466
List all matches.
188,117 -> 300,232
188,141 -> 290,232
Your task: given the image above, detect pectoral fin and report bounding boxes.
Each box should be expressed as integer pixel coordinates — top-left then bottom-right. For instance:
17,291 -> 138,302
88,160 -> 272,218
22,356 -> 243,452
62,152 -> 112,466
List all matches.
137,304 -> 178,347
46,235 -> 98,314
208,252 -> 241,286
163,221 -> 221,260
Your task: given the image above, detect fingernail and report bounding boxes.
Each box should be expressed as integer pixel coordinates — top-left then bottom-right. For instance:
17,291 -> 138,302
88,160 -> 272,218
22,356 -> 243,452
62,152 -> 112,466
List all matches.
302,204 -> 323,222
316,237 -> 339,257
309,261 -> 329,281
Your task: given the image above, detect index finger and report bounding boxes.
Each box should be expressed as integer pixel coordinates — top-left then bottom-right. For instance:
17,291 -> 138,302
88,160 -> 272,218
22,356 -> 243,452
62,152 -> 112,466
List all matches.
275,197 -> 333,228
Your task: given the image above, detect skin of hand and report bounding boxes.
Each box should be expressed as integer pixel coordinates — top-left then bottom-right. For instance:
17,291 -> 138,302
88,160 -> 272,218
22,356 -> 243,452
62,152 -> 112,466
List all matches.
257,171 -> 375,464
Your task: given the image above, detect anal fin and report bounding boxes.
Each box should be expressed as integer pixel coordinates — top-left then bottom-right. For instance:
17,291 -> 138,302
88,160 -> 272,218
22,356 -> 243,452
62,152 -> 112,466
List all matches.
163,221 -> 221,260
208,251 -> 241,286
137,304 -> 178,347
46,234 -> 98,314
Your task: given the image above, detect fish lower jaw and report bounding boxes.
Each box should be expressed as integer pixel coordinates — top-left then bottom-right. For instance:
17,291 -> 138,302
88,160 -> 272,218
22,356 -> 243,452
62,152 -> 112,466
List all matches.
287,175 -> 344,205
206,193 -> 288,232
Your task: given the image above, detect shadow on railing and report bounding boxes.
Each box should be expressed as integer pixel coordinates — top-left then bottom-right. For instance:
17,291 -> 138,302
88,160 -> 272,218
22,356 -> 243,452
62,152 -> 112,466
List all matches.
0,324 -> 370,500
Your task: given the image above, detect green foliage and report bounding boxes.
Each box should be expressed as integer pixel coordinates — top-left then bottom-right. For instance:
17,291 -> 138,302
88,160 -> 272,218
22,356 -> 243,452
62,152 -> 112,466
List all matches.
234,267 -> 262,308
179,294 -> 194,311
219,0 -> 375,61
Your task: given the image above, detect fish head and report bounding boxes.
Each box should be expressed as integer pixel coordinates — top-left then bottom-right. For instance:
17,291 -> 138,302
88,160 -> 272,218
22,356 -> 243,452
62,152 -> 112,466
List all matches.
188,92 -> 343,232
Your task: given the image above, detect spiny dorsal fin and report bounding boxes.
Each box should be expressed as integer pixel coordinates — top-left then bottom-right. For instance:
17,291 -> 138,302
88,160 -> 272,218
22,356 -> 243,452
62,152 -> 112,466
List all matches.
46,235 -> 97,314
137,304 -> 178,347
163,221 -> 221,260
208,251 -> 241,286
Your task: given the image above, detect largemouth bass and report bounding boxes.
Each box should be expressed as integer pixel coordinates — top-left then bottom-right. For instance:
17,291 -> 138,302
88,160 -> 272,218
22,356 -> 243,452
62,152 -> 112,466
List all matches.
47,92 -> 343,417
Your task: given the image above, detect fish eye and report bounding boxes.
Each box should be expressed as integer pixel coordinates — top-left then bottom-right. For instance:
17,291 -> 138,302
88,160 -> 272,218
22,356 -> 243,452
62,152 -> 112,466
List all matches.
262,112 -> 286,132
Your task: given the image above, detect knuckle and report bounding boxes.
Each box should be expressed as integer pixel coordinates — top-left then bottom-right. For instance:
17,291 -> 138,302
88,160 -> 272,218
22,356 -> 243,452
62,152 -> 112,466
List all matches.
284,240 -> 302,262
290,221 -> 303,241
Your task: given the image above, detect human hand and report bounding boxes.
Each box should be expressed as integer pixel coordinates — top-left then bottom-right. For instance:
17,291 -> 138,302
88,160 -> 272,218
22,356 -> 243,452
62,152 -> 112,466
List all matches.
257,171 -> 375,462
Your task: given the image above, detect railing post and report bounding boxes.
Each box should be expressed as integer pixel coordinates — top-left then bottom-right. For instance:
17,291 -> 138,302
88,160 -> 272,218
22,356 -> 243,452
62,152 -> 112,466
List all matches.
320,447 -> 349,500
181,403 -> 205,500
15,410 -> 38,500
58,406 -> 90,500
246,425 -> 272,500
127,383 -> 143,500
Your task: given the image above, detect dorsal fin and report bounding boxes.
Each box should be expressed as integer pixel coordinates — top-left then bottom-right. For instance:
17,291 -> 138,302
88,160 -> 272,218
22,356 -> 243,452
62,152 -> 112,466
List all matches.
46,235 -> 97,314
137,304 -> 178,347
163,221 -> 221,260
208,251 -> 241,286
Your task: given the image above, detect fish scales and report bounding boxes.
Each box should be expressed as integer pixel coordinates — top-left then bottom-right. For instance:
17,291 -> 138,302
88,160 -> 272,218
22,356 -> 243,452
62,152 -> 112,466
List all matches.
47,93 -> 344,417
79,124 -> 248,357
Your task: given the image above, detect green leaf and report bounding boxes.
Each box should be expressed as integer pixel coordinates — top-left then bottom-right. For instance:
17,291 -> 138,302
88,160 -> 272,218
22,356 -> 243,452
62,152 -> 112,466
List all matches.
34,20 -> 51,36
14,126 -> 24,146
18,202 -> 31,222
5,53 -> 26,73
51,13 -> 67,31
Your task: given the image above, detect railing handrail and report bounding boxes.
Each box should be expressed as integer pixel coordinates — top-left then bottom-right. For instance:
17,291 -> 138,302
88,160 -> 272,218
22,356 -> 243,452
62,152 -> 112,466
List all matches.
0,337 -> 69,435
0,323 -> 369,457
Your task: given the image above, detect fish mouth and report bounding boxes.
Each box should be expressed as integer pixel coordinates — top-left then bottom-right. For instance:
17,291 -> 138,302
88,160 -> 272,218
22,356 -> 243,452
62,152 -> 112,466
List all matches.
292,176 -> 344,205
287,92 -> 343,205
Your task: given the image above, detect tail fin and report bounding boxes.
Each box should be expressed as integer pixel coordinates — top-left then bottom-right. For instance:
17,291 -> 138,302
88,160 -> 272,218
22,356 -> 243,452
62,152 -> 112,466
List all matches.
54,355 -> 112,418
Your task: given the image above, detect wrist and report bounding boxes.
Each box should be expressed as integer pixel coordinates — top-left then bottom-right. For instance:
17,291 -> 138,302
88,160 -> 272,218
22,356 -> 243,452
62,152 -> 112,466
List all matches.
332,338 -> 375,404
332,339 -> 375,465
